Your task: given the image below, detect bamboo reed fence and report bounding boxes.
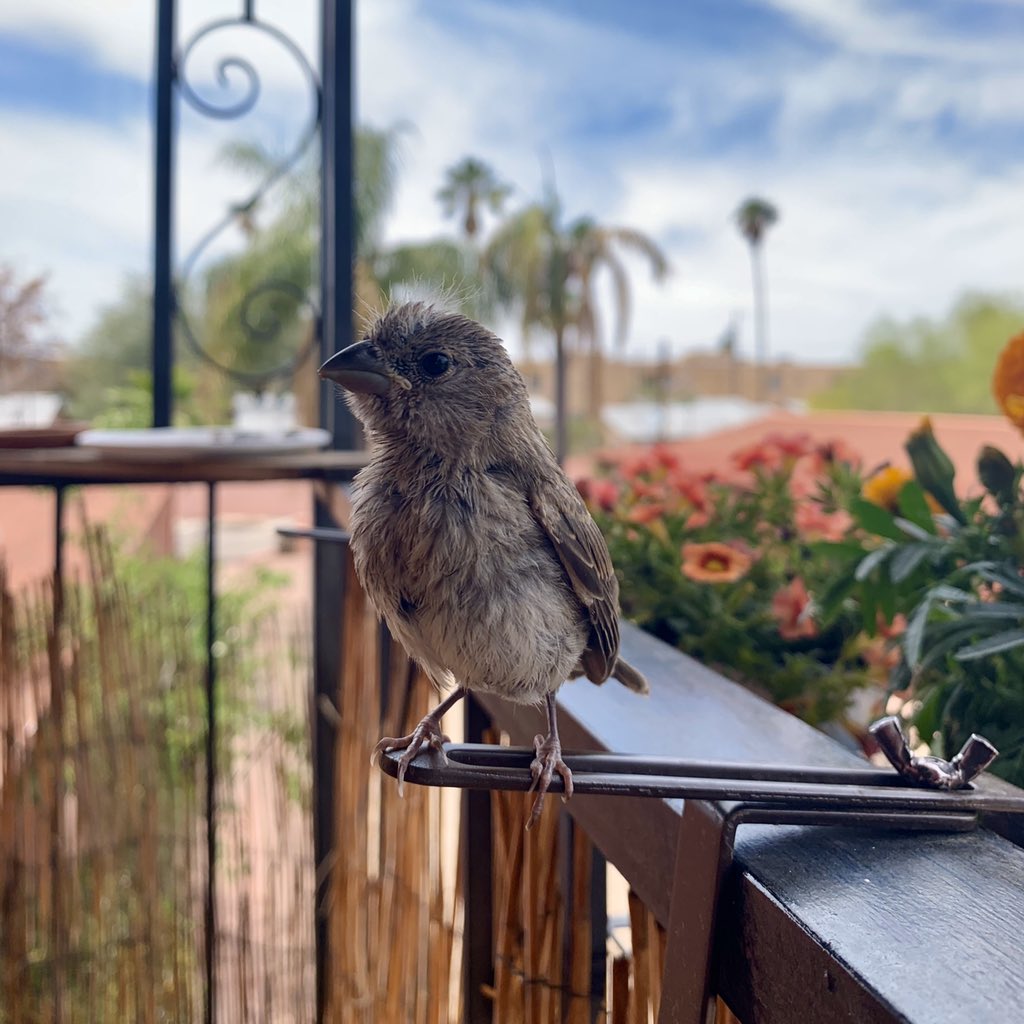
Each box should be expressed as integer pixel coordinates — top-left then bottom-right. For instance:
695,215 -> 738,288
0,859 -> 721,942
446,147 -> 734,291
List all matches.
0,516 -> 315,1023
2,515 -> 695,1022
322,548 -> 686,1024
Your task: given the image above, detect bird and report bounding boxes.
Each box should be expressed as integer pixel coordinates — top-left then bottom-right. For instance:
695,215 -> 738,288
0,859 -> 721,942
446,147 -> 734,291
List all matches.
319,301 -> 648,827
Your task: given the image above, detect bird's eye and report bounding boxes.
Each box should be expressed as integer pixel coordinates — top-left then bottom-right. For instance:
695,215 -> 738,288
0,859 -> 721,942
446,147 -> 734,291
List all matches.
419,352 -> 451,378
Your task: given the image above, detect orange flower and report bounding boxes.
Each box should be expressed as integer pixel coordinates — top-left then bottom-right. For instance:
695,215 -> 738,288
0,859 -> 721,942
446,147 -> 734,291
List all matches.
993,330 -> 1024,431
862,465 -> 912,512
771,577 -> 818,640
681,542 -> 753,583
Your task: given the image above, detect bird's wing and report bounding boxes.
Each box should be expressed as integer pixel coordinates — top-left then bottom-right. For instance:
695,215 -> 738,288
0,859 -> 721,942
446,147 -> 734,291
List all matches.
528,474 -> 620,683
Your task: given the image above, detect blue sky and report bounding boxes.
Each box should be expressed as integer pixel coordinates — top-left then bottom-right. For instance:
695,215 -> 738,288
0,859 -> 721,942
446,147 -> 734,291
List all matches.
1,0 -> 1024,367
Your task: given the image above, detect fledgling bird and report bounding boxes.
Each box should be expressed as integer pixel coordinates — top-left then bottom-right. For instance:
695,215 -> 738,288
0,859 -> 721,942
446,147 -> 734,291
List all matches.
320,302 -> 648,827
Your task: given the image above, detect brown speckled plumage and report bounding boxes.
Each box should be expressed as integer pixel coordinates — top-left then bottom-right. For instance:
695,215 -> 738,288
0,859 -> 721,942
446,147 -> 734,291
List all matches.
322,302 -> 648,826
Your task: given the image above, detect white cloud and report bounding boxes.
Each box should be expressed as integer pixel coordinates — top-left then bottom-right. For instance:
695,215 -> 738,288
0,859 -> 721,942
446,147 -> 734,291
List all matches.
2,0 -> 1024,370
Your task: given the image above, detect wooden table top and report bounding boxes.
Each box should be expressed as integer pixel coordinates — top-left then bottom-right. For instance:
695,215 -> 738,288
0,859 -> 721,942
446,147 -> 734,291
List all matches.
0,446 -> 369,486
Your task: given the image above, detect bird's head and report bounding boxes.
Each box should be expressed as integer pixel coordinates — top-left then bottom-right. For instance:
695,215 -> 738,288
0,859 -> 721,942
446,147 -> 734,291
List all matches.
319,302 -> 532,458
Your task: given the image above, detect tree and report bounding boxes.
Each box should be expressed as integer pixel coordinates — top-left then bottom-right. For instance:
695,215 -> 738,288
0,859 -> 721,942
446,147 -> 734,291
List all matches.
485,188 -> 669,460
0,266 -> 55,391
813,293 -> 1024,414
567,217 -> 668,426
735,197 -> 779,400
436,157 -> 512,243
485,195 -> 574,461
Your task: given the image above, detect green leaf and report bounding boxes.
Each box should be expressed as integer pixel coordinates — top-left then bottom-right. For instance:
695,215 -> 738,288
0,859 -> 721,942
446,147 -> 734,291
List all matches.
808,540 -> 868,563
849,498 -> 905,541
955,628 -> 1024,661
956,603 -> 1024,621
916,624 -> 989,674
913,685 -> 944,740
896,481 -> 937,535
860,581 -> 879,634
877,577 -> 897,621
904,599 -> 933,668
889,543 -> 932,583
817,572 -> 857,622
854,544 -> 894,582
929,584 -> 973,604
893,517 -> 934,542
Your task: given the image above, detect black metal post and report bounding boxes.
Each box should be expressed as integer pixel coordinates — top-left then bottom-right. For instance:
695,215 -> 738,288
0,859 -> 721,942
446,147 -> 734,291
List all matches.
313,3 -> 358,1016
462,696 -> 494,1023
319,0 -> 358,450
204,481 -> 217,1024
153,0 -> 176,428
312,534 -> 347,1023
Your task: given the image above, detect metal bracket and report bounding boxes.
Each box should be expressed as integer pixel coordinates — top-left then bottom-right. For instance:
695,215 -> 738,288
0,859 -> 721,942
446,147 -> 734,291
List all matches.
378,738 -> 1018,1023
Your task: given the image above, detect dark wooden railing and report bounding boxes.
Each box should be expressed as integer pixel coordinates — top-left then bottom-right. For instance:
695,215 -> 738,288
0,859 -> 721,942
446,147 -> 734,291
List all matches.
466,621 -> 1024,1023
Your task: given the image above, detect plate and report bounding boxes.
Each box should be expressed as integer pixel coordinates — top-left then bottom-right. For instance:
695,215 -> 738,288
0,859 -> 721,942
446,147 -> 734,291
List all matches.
75,426 -> 332,460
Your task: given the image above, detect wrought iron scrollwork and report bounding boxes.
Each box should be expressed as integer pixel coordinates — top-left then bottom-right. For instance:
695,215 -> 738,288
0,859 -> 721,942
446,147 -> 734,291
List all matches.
173,5 -> 322,392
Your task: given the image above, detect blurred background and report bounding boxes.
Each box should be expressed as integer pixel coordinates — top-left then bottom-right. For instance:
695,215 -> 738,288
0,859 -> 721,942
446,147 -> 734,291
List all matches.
3,2 -> 1024,1022
4,0 -> 1024,449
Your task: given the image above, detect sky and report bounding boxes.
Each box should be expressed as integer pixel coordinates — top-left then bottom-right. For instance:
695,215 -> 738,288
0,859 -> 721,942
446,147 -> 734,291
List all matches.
1,0 -> 1024,366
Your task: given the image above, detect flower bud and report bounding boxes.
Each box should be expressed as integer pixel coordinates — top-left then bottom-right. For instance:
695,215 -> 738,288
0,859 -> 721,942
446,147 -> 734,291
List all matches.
905,417 -> 964,523
978,445 -> 1017,506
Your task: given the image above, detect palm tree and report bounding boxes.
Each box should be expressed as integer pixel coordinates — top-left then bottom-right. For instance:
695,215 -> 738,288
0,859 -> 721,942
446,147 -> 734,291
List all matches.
735,197 -> 779,400
567,217 -> 668,428
436,157 -> 512,243
485,195 -> 573,461
485,189 -> 669,461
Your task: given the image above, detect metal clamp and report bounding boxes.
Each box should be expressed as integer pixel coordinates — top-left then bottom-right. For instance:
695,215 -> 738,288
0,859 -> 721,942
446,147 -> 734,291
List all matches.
378,719 -> 1017,1024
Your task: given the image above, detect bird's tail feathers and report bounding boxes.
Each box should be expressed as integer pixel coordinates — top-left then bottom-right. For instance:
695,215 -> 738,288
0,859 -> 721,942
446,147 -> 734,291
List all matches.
611,657 -> 649,695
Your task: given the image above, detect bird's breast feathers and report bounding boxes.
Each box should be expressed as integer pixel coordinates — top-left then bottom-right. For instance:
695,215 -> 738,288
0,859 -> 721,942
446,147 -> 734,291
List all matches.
349,461 -> 588,699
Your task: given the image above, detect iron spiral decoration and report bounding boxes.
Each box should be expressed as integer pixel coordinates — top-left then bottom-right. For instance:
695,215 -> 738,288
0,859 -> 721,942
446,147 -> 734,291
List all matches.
174,5 -> 321,392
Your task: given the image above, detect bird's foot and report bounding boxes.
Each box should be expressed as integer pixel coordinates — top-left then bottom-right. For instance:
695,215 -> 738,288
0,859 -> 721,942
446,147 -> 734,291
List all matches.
372,714 -> 450,797
527,732 -> 574,830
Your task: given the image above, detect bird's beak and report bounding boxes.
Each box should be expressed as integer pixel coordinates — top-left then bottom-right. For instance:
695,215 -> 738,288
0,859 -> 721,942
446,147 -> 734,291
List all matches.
318,341 -> 391,395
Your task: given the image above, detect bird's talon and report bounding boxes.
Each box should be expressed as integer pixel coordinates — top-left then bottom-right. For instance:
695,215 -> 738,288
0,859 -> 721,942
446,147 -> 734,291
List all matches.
526,732 -> 573,829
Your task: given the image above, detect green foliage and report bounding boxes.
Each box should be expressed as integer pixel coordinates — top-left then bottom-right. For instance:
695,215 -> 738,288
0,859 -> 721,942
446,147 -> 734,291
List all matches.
814,293 -> 1024,413
90,368 -> 202,428
67,278 -> 155,419
824,425 -> 1024,786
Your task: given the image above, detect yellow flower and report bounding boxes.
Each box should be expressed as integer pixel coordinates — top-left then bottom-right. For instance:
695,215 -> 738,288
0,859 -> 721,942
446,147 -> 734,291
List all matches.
993,331 -> 1024,431
681,542 -> 753,583
862,466 -> 912,512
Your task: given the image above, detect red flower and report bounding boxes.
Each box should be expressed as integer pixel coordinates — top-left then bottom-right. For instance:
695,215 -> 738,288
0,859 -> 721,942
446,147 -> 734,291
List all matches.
668,470 -> 709,511
763,432 -> 814,459
810,439 -> 862,472
618,452 -> 658,480
651,443 -> 682,472
732,441 -> 784,473
794,502 -> 850,541
626,503 -> 665,525
576,477 -> 619,512
771,577 -> 818,640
